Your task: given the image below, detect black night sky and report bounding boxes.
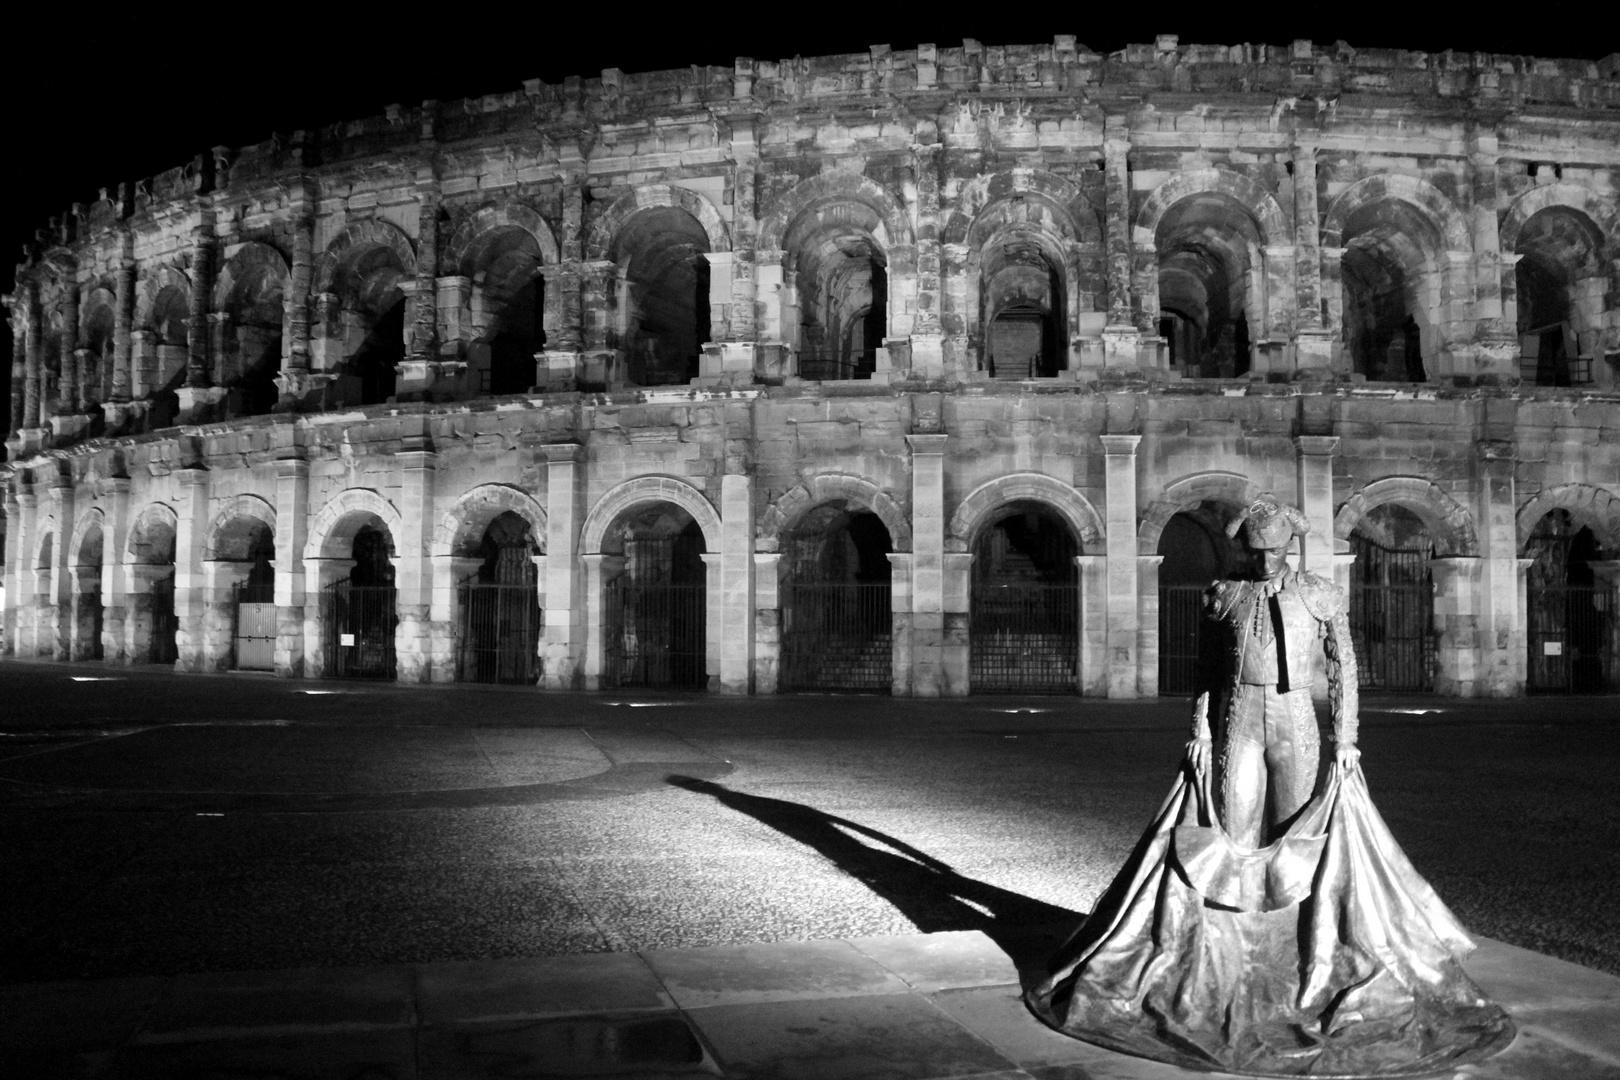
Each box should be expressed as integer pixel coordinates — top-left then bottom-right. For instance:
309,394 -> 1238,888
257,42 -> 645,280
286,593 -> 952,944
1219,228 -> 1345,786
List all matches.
2,5 -> 1612,403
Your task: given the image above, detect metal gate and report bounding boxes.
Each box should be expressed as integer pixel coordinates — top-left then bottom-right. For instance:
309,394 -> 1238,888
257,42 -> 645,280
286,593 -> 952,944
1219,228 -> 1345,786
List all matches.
781,583 -> 892,692
322,581 -> 397,680
233,580 -> 276,671
610,579 -> 706,689
458,581 -> 541,684
970,583 -> 1077,693
1350,536 -> 1434,691
1527,584 -> 1618,693
1159,584 -> 1206,695
149,573 -> 178,665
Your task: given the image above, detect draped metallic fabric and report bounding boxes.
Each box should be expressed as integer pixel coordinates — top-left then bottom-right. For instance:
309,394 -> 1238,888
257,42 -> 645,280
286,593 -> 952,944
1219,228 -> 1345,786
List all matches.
1025,762 -> 1515,1077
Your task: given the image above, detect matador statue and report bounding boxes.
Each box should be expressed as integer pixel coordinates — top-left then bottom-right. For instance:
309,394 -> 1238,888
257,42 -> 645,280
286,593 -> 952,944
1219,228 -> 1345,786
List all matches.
1026,495 -> 1513,1077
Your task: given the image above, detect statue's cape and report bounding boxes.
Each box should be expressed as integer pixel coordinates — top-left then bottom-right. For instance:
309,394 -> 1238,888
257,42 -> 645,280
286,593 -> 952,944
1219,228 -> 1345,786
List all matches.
1025,763 -> 1513,1077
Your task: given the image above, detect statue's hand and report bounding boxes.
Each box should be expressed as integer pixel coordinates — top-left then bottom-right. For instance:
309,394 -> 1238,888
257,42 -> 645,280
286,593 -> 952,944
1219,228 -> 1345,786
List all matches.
1335,743 -> 1361,771
1186,737 -> 1213,777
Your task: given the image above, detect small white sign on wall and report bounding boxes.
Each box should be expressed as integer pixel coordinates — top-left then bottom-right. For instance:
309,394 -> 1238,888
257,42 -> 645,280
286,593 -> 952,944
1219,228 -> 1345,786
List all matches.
1543,641 -> 1563,656
341,633 -> 357,647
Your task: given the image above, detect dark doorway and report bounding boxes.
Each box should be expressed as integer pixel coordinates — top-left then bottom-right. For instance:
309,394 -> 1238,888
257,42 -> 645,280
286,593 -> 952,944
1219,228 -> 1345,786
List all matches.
324,524 -> 397,680
1349,506 -> 1435,692
1156,506 -> 1242,695
354,300 -> 403,405
459,512 -> 541,684
233,525 -> 277,671
1526,510 -> 1615,693
486,276 -> 546,396
609,516 -> 707,689
781,508 -> 893,692
970,508 -> 1078,693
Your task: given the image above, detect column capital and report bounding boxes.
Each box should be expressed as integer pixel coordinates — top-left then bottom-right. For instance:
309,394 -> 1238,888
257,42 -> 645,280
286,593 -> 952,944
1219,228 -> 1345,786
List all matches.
397,449 -> 438,471
173,466 -> 209,488
1099,433 -> 1141,455
1294,434 -> 1340,456
906,433 -> 948,455
542,441 -> 585,464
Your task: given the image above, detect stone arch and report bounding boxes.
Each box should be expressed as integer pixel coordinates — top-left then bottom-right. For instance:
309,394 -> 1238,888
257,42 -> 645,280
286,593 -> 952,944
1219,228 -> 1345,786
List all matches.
69,506 -> 106,567
34,514 -> 58,569
1499,183 -> 1619,254
947,473 -> 1105,555
1135,168 -> 1290,248
314,218 -> 418,295
134,265 -> 192,330
432,484 -> 548,558
758,172 -> 916,252
942,168 -> 1102,246
303,488 -> 405,561
212,242 -> 290,311
757,473 -> 912,555
126,502 -> 179,563
580,476 -> 722,556
1138,472 -> 1262,555
1321,173 -> 1472,253
203,495 -> 279,560
1516,483 -> 1620,554
444,202 -> 562,272
1334,476 -> 1479,558
585,184 -> 730,262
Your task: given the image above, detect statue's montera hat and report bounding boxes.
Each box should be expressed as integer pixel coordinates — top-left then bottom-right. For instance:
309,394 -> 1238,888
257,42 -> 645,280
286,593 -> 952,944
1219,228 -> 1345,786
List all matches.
1226,493 -> 1310,550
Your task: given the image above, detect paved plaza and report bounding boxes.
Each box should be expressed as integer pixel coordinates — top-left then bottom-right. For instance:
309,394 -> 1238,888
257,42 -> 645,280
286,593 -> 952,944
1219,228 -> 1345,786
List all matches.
1,660 -> 1616,1077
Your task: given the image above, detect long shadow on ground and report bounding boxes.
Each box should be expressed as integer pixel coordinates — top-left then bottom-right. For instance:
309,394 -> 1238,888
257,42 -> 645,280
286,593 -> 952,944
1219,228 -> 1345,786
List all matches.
667,775 -> 1082,980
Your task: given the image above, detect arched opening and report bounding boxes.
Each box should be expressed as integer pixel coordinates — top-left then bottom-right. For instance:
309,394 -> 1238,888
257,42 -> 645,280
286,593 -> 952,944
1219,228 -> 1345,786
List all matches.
352,298 -> 403,406
323,522 -> 397,679
1525,510 -> 1615,693
600,504 -> 707,689
611,207 -> 711,387
458,511 -> 542,684
1349,505 -> 1435,691
1155,194 -> 1260,379
1340,199 -> 1440,383
1156,505 -> 1245,694
80,297 -> 115,434
326,241 -> 409,408
32,531 -> 56,659
970,505 -> 1079,693
466,225 -> 548,396
218,256 -> 285,418
780,505 -> 893,692
147,286 -> 190,428
1514,206 -> 1606,387
981,231 -> 1065,379
229,522 -> 277,671
129,513 -> 178,666
785,200 -> 889,381
73,523 -> 104,661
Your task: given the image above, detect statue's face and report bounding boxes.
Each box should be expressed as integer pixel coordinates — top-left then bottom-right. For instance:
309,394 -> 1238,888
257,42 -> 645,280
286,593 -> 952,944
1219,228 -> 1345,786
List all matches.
1251,545 -> 1289,580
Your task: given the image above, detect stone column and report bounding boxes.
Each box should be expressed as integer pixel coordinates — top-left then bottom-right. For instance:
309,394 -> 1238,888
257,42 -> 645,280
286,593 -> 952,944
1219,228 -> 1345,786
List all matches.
542,174 -> 586,387
1136,553 -> 1164,698
187,205 -> 214,389
397,164 -> 442,400
1101,434 -> 1142,697
1293,139 -> 1334,376
1319,246 -> 1346,372
100,476 -> 132,662
1294,435 -> 1339,575
1476,439 -> 1522,695
1430,556 -> 1483,695
578,553 -> 623,690
1073,554 -> 1106,694
201,558 -> 247,671
300,556 -> 354,678
278,178 -> 315,404
172,466 -> 209,671
907,434 -> 948,696
273,454 -> 309,677
23,281 -> 42,430
43,472 -> 74,660
12,485 -> 38,656
110,233 -> 135,405
886,552 -> 914,696
1102,119 -> 1141,368
1470,136 -> 1517,383
728,148 -> 759,346
941,551 -> 973,695
910,141 -> 945,377
430,554 -> 482,682
395,439 -> 437,682
7,308 -> 24,438
718,472 -> 754,694
540,443 -> 585,688
699,552 -> 722,688
752,552 -> 783,693
59,281 -> 80,420
1,482 -> 20,653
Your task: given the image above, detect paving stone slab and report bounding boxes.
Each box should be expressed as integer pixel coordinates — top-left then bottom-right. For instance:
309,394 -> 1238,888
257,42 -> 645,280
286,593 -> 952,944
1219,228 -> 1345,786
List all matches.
848,930 -> 1020,993
415,952 -> 673,1023
112,1027 -> 418,1079
135,965 -> 415,1040
640,940 -> 911,1009
418,1011 -> 720,1078
683,992 -> 1018,1080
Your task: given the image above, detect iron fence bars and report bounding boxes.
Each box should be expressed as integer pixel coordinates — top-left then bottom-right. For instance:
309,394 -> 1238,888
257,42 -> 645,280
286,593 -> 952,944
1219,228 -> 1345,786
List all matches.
609,578 -> 707,689
149,574 -> 179,665
780,582 -> 893,692
1158,584 -> 1207,696
321,581 -> 397,680
1349,537 -> 1436,692
232,579 -> 277,671
1527,584 -> 1618,694
458,581 -> 541,685
969,582 -> 1078,693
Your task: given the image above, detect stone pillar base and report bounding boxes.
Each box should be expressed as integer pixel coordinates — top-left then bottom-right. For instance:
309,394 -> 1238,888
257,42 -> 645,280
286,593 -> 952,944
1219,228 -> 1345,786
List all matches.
273,370 -> 335,410
175,386 -> 229,425
1102,325 -> 1141,370
908,332 -> 944,380
697,342 -> 757,385
1293,329 -> 1337,380
540,349 -> 582,391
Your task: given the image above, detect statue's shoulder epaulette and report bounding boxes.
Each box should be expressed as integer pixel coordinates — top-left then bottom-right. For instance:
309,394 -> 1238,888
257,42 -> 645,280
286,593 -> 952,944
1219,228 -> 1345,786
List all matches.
1205,579 -> 1245,619
1294,572 -> 1346,619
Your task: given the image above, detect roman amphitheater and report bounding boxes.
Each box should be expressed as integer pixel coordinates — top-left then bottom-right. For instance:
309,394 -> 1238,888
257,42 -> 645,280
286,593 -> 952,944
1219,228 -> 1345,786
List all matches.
3,36 -> 1617,698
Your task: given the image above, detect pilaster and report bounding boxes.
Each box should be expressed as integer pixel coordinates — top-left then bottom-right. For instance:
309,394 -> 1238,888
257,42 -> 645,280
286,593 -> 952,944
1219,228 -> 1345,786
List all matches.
540,443 -> 586,688
395,438 -> 438,683
1430,556 -> 1484,695
718,472 -> 754,694
751,553 -> 783,694
1476,439 -> 1523,695
907,433 -> 948,696
1101,433 -> 1142,697
1294,435 -> 1340,575
273,453 -> 309,676
43,471 -> 75,660
100,476 -> 132,662
172,465 -> 209,671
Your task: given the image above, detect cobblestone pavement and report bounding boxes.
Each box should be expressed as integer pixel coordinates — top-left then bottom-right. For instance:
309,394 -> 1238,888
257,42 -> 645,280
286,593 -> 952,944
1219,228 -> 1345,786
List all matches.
1,659 -> 1616,986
